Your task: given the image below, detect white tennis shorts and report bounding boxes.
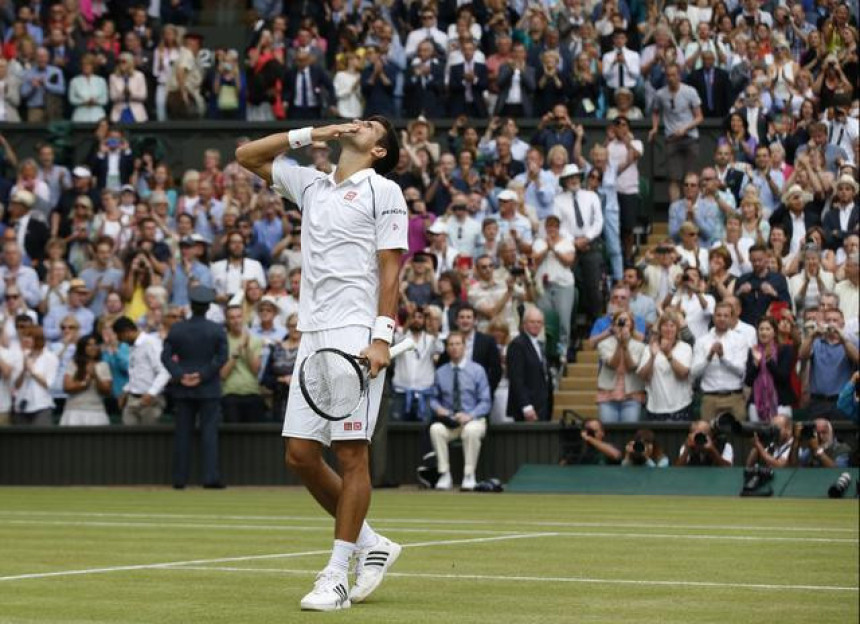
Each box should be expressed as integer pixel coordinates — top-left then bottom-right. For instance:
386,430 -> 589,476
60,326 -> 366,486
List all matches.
281,325 -> 386,446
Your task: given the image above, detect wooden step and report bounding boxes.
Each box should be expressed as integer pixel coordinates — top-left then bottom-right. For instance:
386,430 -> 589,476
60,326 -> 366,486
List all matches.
552,405 -> 598,420
559,377 -> 597,391
564,363 -> 598,377
554,390 -> 598,405
574,350 -> 600,365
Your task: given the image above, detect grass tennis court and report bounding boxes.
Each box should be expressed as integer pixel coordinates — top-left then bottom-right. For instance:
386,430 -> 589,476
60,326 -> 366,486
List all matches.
0,487 -> 857,624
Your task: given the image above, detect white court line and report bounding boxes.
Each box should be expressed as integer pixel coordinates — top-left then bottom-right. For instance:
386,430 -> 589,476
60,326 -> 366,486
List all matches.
0,533 -> 555,583
167,565 -> 860,593
1,510 -> 856,534
3,519 -> 856,544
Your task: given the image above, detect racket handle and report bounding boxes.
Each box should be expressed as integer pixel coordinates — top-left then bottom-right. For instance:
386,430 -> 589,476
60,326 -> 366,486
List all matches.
389,336 -> 416,358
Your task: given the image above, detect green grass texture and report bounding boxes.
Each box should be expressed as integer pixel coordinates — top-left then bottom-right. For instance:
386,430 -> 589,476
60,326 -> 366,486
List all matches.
0,487 -> 857,624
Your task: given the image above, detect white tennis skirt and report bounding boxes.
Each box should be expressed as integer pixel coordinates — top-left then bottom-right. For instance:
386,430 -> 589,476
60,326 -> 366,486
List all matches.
281,326 -> 386,446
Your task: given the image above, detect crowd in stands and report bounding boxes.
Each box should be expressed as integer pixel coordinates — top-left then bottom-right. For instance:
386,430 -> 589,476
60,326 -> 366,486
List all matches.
0,1 -> 857,482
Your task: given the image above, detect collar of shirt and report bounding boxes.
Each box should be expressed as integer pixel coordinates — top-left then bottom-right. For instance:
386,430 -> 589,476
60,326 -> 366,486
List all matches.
323,168 -> 373,188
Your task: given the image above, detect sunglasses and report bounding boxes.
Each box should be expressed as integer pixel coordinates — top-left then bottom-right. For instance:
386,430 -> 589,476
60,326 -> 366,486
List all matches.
477,264 -> 493,270
6,294 -> 20,299
61,325 -> 79,330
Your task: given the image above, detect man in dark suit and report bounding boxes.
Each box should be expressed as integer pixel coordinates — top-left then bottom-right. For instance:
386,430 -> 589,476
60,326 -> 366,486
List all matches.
733,84 -> 770,144
283,49 -> 334,120
507,307 -> 553,421
686,50 -> 730,118
92,128 -> 134,191
822,175 -> 860,250
7,190 -> 49,265
404,40 -> 447,118
161,285 -> 229,489
494,42 -> 536,118
768,185 -> 821,250
437,304 -> 502,395
361,43 -> 398,117
447,40 -> 489,118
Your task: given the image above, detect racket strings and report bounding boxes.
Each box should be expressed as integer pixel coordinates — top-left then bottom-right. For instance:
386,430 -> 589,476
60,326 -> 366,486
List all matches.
303,351 -> 364,417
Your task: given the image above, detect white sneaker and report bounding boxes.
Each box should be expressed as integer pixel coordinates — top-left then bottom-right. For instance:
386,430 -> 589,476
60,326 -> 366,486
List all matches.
350,536 -> 402,603
435,472 -> 453,490
300,568 -> 351,611
460,473 -> 477,491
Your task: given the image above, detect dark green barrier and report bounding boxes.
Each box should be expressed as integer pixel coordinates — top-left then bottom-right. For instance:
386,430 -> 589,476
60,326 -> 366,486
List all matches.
507,465 -> 860,498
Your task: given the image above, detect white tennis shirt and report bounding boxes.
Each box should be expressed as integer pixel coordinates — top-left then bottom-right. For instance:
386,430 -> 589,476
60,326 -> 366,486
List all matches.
272,158 -> 408,332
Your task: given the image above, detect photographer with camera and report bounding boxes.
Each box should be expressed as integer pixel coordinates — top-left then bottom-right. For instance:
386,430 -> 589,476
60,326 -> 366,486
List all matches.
789,418 -> 852,468
622,429 -> 669,467
596,309 -> 647,423
579,419 -> 622,465
798,307 -> 859,418
675,419 -> 734,467
745,414 -> 794,469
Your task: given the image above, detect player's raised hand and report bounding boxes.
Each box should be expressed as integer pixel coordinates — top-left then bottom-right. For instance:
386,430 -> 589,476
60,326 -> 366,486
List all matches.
316,122 -> 361,142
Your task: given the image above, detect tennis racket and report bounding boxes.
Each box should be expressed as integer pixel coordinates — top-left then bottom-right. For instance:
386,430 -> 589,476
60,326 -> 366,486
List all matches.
298,336 -> 416,421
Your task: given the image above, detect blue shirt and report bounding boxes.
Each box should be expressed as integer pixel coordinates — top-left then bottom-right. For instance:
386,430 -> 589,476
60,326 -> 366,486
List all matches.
102,343 -> 131,399
79,267 -> 124,316
43,305 -> 95,342
170,261 -> 213,306
253,217 -> 284,253
809,338 -> 859,397
514,169 -> 558,220
590,313 -> 648,338
429,361 -> 491,419
20,66 -> 65,107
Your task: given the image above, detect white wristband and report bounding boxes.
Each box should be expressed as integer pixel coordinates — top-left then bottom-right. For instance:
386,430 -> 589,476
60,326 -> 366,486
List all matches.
372,316 -> 396,344
288,127 -> 313,149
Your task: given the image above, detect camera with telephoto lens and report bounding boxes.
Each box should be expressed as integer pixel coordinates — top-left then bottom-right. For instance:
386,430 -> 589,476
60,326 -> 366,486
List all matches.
828,473 -> 852,499
559,410 -> 585,464
510,266 -> 525,277
632,440 -> 646,454
711,412 -> 778,446
741,465 -> 775,496
799,421 -> 817,441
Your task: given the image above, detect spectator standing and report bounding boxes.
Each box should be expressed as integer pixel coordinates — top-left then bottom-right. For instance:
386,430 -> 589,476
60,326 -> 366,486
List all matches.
166,32 -> 204,119
260,313 -> 300,422
514,146 -> 557,221
109,52 -> 147,122
637,310 -> 694,421
447,39 -> 488,119
333,51 -> 363,120
210,231 -> 267,305
601,28 -> 641,94
43,279 -> 95,342
429,331 -> 491,491
799,307 -> 859,418
93,128 -> 134,192
789,244 -> 835,314
735,245 -> 791,326
533,214 -> 575,359
822,175 -> 859,251
686,50 -> 731,118
6,191 -> 49,265
833,254 -> 859,321
648,63 -> 704,202
220,305 -> 265,423
13,326 -> 57,425
663,266 -> 715,340
60,334 -> 111,426
360,44 -> 397,118
506,307 -> 553,422
0,239 -> 42,308
606,117 -> 643,261
20,46 -> 65,122
0,57 -> 22,122
445,197 -> 481,259
553,164 -> 603,325
391,309 -> 436,422
68,54 -> 107,122
153,25 -> 181,121
113,315 -> 168,423
624,266 -> 658,326
744,316 -> 797,422
692,301 -> 748,421
595,309 -> 648,424
160,286 -> 229,489
79,238 -> 124,317
35,144 -> 70,212
494,41 -> 535,118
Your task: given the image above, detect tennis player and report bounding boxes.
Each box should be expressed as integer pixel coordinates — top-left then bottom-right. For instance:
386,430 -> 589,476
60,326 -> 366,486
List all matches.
236,118 -> 407,611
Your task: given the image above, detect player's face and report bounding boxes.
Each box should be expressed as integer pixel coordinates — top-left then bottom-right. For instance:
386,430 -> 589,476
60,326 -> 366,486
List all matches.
346,119 -> 387,154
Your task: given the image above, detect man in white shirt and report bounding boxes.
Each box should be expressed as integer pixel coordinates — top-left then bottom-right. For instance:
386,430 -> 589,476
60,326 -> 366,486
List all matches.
210,231 -> 267,304
692,301 -> 748,421
391,309 -> 436,421
113,316 -> 171,425
606,117 -> 643,262
601,29 -> 640,92
495,189 -> 533,253
0,340 -> 23,425
725,295 -> 758,348
445,194 -> 481,258
825,106 -> 858,163
426,219 -> 460,278
667,266 -> 715,339
404,9 -> 448,57
553,164 -> 603,322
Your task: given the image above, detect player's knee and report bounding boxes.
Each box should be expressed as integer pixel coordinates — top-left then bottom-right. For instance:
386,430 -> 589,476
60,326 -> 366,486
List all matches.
333,441 -> 368,473
285,439 -> 321,474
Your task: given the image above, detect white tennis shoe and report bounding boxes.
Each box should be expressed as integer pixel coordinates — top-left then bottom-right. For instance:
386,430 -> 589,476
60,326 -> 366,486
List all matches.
350,537 -> 402,603
435,472 -> 453,490
300,568 -> 351,611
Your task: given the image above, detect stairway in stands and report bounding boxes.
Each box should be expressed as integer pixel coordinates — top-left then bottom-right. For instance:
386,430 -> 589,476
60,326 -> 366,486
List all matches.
552,222 -> 669,420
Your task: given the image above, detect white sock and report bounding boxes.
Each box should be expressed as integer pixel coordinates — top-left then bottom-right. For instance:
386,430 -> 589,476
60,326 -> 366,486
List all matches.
327,539 -> 355,575
356,522 -> 380,550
